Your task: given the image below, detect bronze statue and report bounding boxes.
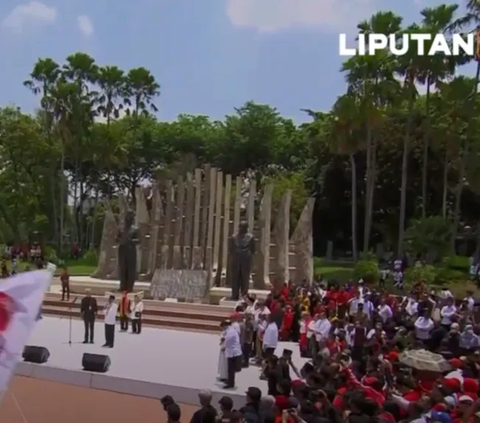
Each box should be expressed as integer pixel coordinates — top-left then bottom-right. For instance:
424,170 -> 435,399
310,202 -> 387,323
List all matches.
229,221 -> 255,300
117,210 -> 139,292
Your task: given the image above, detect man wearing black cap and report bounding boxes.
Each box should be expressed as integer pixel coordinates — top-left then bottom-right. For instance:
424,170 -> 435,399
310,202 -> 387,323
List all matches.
218,396 -> 234,423
240,387 -> 261,416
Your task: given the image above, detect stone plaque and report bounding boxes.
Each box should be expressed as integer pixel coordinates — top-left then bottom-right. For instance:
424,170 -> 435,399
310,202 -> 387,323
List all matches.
150,269 -> 208,300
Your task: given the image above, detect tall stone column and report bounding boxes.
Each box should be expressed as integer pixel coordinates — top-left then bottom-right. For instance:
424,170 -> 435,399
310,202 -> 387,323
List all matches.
161,180 -> 174,269
183,172 -> 194,269
226,176 -> 242,288
205,167 -> 217,287
135,187 -> 150,275
200,164 -> 211,262
253,184 -> 273,290
213,171 -> 223,283
173,176 -> 185,269
109,193 -> 128,279
247,179 -> 256,231
220,174 -> 232,286
145,183 -> 163,278
92,209 -> 118,279
291,198 -> 315,284
192,168 -> 203,270
274,190 -> 292,288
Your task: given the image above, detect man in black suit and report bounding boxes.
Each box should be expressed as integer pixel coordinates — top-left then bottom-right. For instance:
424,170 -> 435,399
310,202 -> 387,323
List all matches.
80,289 -> 97,344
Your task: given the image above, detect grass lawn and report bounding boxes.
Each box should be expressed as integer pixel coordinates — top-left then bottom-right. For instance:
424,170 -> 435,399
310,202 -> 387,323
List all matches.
8,260 -> 96,277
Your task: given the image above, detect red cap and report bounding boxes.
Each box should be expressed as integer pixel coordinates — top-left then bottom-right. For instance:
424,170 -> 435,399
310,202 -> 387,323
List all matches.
432,404 -> 447,411
464,378 -> 479,394
449,358 -> 463,369
386,351 -> 399,361
443,378 -> 461,391
364,377 -> 379,386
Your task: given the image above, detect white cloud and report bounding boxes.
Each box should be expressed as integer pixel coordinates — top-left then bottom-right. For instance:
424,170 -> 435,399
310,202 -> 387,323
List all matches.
226,0 -> 377,33
2,1 -> 57,33
77,15 -> 93,37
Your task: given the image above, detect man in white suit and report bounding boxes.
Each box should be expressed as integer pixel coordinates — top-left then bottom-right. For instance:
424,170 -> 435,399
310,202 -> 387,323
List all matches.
223,320 -> 242,389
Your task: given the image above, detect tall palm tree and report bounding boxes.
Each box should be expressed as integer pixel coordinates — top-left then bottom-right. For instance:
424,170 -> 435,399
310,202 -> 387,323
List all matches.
330,94 -> 363,261
417,4 -> 459,218
343,11 -> 402,253
96,65 -> 126,125
396,23 -> 424,256
23,58 -> 61,247
124,67 -> 160,118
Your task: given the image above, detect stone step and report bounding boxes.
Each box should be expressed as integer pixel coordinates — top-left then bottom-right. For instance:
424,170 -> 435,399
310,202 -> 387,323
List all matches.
41,306 -> 220,333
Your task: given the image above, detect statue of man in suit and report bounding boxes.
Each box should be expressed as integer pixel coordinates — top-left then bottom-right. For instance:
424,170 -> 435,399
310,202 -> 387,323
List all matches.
117,210 -> 139,292
229,222 -> 255,300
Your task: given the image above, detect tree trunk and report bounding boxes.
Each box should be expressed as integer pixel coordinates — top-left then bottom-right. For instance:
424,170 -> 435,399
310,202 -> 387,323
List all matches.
421,80 -> 431,219
90,190 -> 100,249
442,150 -> 449,219
364,133 -> 376,253
451,60 -> 480,254
398,83 -> 416,256
350,154 -> 358,262
59,144 -> 65,255
363,124 -> 372,253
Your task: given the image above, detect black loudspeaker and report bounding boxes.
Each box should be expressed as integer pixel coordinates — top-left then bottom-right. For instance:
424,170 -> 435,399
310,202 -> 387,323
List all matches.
82,353 -> 111,373
23,346 -> 50,364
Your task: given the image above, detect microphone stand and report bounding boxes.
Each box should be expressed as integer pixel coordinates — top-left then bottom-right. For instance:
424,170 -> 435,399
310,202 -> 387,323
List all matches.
67,297 -> 78,346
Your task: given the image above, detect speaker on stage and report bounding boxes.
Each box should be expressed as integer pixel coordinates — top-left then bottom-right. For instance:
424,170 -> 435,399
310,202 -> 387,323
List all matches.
82,353 -> 111,373
23,346 -> 50,364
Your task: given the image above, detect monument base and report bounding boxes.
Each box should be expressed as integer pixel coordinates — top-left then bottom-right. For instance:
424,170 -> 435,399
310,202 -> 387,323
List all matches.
70,276 -> 149,297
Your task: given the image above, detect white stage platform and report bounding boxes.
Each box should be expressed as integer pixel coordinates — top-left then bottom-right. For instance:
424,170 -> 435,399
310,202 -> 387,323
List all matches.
16,317 -> 306,406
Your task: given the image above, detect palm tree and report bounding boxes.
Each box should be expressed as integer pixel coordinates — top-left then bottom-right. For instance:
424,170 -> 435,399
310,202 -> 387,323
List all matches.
96,65 -> 126,125
396,23 -> 424,256
124,67 -> 160,118
417,4 -> 459,218
330,94 -> 363,261
342,11 -> 402,253
23,58 -> 61,247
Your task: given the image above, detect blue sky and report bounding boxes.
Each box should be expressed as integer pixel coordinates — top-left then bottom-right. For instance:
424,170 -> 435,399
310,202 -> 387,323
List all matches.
0,0 -> 474,123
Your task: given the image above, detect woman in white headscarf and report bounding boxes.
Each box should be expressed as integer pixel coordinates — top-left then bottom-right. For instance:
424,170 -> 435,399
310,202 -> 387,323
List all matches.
217,320 -> 229,382
460,324 -> 480,354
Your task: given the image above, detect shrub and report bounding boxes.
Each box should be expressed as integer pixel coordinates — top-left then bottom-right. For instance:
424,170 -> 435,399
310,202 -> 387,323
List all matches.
82,248 -> 98,266
434,267 -> 468,286
404,264 -> 437,286
441,255 -> 470,272
353,256 -> 380,284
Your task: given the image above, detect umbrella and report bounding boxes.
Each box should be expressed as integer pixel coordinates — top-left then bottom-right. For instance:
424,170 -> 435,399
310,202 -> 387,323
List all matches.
399,349 -> 451,373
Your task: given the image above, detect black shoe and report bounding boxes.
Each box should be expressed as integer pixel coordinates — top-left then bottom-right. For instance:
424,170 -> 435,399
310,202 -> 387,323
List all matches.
223,385 -> 235,389
89,340 -> 94,344
83,341 -> 88,344
102,344 -> 108,347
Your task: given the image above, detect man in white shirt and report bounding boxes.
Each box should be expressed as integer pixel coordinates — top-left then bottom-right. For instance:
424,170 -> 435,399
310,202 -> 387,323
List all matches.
440,298 -> 457,329
464,291 -> 475,312
262,315 -> 278,359
224,321 -> 242,389
103,295 -> 118,348
377,298 -> 393,323
314,311 -> 331,343
414,310 -> 434,341
348,292 -> 363,316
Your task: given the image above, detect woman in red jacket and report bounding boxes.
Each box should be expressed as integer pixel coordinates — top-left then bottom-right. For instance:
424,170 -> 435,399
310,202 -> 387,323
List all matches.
280,305 -> 294,341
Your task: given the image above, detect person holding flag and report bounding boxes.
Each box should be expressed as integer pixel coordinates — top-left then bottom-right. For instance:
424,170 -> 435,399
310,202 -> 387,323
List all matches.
0,265 -> 53,396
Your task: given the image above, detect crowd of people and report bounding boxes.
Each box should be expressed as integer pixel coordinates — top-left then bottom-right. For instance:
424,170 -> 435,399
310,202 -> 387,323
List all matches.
163,278 -> 480,423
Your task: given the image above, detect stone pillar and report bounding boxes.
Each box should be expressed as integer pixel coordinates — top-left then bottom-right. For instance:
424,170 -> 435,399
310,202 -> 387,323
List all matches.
135,187 -> 150,275
274,190 -> 292,288
213,171 -> 223,283
247,179 -> 256,231
109,193 -> 128,279
145,183 -> 163,278
291,198 -> 315,284
233,177 -> 241,234
227,177 -> 242,287
91,209 -> 118,279
183,172 -> 194,269
192,168 -> 203,270
161,180 -> 174,269
253,184 -> 273,290
220,174 -> 232,286
173,176 -> 185,269
205,167 -> 217,286
200,165 -> 210,260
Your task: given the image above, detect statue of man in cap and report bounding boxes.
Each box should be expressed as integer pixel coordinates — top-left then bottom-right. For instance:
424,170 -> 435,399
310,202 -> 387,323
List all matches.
117,210 -> 139,292
229,221 -> 255,300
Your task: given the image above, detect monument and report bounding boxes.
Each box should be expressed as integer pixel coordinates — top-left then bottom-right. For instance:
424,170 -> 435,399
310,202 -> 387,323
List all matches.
229,222 -> 256,300
91,164 -> 315,302
117,210 -> 139,292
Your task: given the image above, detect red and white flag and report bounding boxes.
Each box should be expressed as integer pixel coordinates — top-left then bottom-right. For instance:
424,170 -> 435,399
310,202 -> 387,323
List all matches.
0,269 -> 53,391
